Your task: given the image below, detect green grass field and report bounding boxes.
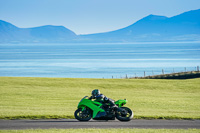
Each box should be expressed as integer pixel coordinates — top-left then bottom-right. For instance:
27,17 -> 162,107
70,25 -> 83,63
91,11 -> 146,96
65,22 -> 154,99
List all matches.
0,77 -> 200,119
1,129 -> 200,133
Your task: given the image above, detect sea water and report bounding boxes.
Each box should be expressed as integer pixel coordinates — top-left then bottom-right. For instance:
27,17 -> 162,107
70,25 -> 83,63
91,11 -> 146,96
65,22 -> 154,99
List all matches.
0,42 -> 200,78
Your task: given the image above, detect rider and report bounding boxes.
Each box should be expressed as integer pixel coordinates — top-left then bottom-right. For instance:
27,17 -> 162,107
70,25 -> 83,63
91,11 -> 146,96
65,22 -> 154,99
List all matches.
89,89 -> 116,109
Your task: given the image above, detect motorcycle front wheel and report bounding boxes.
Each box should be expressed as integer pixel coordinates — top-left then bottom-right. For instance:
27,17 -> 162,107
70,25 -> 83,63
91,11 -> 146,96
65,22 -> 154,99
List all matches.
74,108 -> 92,121
116,107 -> 133,121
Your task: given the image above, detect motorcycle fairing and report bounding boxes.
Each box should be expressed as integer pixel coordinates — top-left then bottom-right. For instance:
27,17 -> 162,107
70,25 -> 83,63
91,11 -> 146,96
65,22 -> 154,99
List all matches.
115,99 -> 127,107
77,98 -> 105,118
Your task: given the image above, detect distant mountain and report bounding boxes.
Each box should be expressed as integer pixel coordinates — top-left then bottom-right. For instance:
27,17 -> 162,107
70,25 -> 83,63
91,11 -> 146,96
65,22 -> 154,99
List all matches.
29,25 -> 77,41
0,20 -> 26,42
80,9 -> 200,42
0,20 -> 77,43
0,9 -> 200,43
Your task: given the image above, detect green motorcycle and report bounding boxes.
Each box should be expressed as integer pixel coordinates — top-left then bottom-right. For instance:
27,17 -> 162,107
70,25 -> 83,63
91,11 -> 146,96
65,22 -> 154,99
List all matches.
74,96 -> 133,121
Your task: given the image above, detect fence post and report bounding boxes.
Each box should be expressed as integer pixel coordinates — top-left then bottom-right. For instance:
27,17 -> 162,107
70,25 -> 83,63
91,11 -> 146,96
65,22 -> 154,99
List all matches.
197,66 -> 199,71
144,71 -> 146,77
112,76 -> 113,79
162,69 -> 164,75
185,67 -> 186,72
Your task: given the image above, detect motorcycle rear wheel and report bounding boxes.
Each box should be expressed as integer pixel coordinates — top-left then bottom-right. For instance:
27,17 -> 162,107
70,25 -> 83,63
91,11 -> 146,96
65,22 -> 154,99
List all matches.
74,108 -> 92,121
116,107 -> 133,121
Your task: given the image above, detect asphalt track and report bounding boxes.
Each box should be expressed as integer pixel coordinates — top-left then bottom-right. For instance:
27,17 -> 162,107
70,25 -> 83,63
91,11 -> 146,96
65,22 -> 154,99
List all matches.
0,119 -> 200,130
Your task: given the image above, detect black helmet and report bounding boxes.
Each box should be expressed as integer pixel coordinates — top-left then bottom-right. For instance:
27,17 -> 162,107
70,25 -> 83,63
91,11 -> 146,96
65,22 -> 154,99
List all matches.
92,89 -> 100,97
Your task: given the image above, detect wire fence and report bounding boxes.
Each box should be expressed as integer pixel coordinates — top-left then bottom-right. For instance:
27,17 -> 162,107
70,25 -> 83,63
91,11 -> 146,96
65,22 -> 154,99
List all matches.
109,66 -> 200,79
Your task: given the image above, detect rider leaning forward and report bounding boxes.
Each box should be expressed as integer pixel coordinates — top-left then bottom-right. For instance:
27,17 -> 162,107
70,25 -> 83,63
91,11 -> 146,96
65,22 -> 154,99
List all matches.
89,89 -> 116,109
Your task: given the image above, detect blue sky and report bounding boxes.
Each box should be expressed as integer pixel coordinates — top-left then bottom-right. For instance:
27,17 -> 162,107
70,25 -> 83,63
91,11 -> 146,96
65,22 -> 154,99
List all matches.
0,0 -> 200,34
